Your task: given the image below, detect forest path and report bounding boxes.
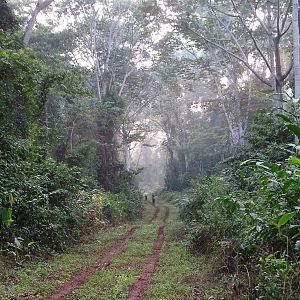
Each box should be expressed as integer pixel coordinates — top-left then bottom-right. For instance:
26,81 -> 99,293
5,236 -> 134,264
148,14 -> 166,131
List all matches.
0,201 -> 227,300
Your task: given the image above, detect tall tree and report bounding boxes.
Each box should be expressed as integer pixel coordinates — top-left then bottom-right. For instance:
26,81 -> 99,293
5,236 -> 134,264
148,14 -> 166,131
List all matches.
23,0 -> 55,47
65,0 -> 161,172
169,0 -> 293,112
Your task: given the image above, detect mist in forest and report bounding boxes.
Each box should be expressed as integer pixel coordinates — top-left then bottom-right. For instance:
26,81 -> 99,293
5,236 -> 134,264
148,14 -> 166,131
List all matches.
132,130 -> 167,192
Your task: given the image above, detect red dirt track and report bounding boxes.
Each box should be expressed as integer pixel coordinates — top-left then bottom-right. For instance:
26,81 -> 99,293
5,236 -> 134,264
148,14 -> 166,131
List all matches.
46,226 -> 137,300
127,206 -> 169,300
46,204 -> 162,300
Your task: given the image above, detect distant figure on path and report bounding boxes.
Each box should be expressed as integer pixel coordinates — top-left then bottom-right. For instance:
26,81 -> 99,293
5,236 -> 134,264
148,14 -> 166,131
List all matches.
152,194 -> 155,206
144,194 -> 148,202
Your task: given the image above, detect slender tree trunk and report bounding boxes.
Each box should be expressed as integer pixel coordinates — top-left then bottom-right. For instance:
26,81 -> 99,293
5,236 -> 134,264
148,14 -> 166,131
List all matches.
266,0 -> 281,111
292,0 -> 300,143
293,0 -> 300,100
214,75 -> 245,151
23,0 -> 54,47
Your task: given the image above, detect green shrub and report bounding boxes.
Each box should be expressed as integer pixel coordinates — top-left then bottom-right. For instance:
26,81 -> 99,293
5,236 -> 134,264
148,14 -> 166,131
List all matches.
179,176 -> 244,253
0,134 -> 86,253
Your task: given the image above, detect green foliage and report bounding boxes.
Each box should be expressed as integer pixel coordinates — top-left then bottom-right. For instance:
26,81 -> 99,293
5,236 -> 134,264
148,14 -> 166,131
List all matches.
255,254 -> 297,299
0,133 -> 142,256
0,134 -> 85,252
122,185 -> 143,221
179,176 -> 242,254
0,0 -> 18,32
178,113 -> 300,298
0,194 -> 14,229
240,113 -> 292,163
96,91 -> 124,136
0,48 -> 46,138
0,28 -> 144,260
102,192 -> 127,223
95,92 -> 131,191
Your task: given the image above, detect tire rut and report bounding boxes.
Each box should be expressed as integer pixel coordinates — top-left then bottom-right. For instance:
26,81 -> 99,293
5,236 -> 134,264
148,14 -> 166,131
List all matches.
46,226 -> 137,300
46,204 -> 162,300
127,206 -> 169,300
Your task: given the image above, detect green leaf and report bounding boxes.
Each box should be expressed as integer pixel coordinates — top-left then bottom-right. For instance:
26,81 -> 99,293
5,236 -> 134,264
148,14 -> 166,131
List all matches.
1,207 -> 13,228
266,253 -> 274,260
277,170 -> 286,179
288,156 -> 300,165
277,212 -> 297,228
287,124 -> 300,138
271,164 -> 279,173
27,242 -> 35,248
283,180 -> 293,190
276,114 -> 292,123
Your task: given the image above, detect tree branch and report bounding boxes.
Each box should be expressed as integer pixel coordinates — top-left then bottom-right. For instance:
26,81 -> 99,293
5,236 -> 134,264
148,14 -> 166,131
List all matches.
280,0 -> 292,34
246,0 -> 270,34
186,26 -> 271,87
23,0 -> 54,47
230,0 -> 273,74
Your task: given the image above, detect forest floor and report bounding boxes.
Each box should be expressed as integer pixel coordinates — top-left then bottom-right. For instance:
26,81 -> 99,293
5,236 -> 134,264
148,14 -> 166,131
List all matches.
0,201 -> 231,299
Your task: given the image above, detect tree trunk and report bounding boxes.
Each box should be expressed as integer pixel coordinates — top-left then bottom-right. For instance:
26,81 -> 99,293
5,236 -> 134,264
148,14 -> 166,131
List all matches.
23,0 -> 54,47
293,0 -> 300,100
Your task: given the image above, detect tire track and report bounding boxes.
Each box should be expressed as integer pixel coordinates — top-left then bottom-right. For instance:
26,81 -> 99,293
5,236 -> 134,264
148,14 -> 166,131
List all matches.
46,204 -> 162,299
46,226 -> 137,300
127,206 -> 169,300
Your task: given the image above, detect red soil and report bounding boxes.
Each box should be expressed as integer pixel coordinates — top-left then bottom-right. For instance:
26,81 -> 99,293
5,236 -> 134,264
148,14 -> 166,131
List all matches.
46,226 -> 137,300
126,206 -> 169,300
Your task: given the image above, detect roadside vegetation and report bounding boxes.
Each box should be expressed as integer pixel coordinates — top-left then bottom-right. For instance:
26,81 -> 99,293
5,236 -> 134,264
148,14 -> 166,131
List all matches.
0,2 -> 142,263
165,112 -> 300,299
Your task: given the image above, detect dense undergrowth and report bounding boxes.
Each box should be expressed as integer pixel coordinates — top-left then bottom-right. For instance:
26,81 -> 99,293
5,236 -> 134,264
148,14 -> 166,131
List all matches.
165,112 -> 300,299
0,132 -> 142,259
0,25 -> 142,262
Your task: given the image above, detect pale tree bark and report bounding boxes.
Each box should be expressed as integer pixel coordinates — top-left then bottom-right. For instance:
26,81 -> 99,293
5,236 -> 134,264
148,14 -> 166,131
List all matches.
187,0 -> 293,112
90,6 -> 102,102
121,124 -> 131,171
87,1 -> 139,171
83,1 -> 156,171
215,76 -> 246,150
123,140 -> 131,171
292,0 -> 300,144
70,120 -> 76,152
23,0 -> 54,47
292,0 -> 300,100
210,46 -> 248,151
